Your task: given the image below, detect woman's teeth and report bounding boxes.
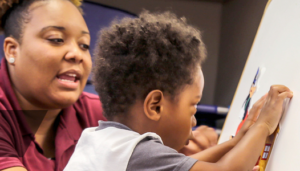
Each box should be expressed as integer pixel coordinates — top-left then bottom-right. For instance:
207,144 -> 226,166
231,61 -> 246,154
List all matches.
57,73 -> 78,82
67,74 -> 77,77
58,78 -> 75,82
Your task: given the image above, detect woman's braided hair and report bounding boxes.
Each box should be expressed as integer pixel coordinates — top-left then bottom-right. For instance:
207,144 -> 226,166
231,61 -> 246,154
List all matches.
0,0 -> 83,42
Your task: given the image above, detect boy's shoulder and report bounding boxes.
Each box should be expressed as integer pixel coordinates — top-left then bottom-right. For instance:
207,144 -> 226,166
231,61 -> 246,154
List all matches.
65,121 -> 197,171
101,122 -> 198,171
128,134 -> 197,171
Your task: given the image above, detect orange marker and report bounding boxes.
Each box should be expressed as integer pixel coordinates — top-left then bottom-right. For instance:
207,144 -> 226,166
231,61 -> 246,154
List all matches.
257,125 -> 280,171
235,114 -> 280,170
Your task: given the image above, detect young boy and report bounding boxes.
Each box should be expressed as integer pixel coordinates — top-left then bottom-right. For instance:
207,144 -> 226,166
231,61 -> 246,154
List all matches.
64,11 -> 293,171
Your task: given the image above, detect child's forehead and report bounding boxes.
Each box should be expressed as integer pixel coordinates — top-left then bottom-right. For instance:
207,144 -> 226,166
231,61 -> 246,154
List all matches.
190,67 -> 204,87
175,75 -> 203,101
189,69 -> 204,94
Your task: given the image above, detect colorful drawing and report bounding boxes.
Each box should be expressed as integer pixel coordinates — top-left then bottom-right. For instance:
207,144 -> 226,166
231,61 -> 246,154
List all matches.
236,68 -> 260,134
234,68 -> 289,170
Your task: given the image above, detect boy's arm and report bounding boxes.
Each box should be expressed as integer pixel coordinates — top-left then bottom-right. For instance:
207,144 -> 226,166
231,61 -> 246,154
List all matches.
190,123 -> 269,171
189,85 -> 293,171
189,135 -> 239,163
179,125 -> 218,156
190,94 -> 267,162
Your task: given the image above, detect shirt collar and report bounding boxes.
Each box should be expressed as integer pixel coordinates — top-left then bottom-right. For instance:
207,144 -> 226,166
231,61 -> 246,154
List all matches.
97,120 -> 132,131
0,58 -> 33,136
58,105 -> 83,141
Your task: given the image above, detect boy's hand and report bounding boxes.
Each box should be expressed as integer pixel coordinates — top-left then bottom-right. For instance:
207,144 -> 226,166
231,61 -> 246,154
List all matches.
256,85 -> 293,135
252,166 -> 260,171
236,94 -> 267,138
178,126 -> 218,156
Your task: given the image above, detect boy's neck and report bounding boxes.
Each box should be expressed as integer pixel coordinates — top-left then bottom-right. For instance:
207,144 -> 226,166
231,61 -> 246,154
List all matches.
112,115 -> 151,135
112,102 -> 156,135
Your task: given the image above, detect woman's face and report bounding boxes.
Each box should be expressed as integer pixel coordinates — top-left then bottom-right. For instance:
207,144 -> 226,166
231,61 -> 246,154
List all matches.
9,0 -> 92,109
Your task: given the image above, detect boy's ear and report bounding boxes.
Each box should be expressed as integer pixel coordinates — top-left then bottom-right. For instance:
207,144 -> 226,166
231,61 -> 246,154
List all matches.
3,37 -> 19,66
144,90 -> 164,121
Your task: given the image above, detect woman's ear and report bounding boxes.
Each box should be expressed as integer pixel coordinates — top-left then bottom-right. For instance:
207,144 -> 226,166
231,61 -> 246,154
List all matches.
144,90 -> 164,121
3,37 -> 19,66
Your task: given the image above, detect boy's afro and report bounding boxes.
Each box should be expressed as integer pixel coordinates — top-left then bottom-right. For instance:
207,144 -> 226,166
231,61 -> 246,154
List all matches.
93,11 -> 206,120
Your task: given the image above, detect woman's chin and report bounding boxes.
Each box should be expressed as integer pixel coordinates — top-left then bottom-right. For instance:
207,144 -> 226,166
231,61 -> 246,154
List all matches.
49,92 -> 81,108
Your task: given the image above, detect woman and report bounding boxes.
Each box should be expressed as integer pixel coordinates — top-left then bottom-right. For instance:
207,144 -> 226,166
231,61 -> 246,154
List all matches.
0,0 -> 217,171
0,0 -> 106,170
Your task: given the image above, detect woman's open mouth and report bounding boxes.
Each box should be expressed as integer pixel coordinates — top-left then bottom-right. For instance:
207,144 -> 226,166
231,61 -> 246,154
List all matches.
56,71 -> 81,90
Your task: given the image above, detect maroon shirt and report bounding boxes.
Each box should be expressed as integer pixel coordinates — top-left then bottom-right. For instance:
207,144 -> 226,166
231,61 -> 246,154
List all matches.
0,58 -> 107,171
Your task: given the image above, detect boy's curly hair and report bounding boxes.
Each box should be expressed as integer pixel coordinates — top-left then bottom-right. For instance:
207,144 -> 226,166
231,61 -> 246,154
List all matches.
93,11 -> 207,120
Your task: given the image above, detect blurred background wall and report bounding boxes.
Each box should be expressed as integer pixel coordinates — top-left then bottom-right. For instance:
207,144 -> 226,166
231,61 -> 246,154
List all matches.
0,0 -> 268,107
86,0 -> 268,107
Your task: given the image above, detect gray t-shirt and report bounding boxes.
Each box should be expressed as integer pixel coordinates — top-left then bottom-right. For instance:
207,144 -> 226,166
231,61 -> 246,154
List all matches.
98,121 -> 198,171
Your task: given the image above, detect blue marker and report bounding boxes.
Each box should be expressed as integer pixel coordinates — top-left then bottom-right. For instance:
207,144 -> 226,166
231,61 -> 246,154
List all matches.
196,104 -> 229,115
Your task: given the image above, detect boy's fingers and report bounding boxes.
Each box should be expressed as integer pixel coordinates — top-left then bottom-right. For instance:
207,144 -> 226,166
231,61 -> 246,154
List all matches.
241,95 -> 268,131
190,133 -> 210,149
252,166 -> 260,171
278,92 -> 293,101
269,91 -> 293,105
179,141 -> 202,155
266,85 -> 292,106
269,85 -> 291,97
192,126 -> 218,148
253,94 -> 267,109
247,95 -> 267,121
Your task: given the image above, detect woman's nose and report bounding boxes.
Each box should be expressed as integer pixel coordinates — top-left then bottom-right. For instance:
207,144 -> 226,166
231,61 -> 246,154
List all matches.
64,42 -> 84,63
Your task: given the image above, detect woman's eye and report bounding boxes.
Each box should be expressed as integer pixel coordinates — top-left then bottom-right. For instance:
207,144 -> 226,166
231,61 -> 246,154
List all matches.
48,38 -> 64,43
80,44 -> 90,50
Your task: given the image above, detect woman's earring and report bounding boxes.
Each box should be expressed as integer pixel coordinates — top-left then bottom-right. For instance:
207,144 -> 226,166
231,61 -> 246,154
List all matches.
8,57 -> 15,64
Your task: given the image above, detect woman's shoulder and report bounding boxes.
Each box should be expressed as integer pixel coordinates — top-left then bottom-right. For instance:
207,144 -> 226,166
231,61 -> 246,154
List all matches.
76,92 -> 101,108
0,83 -> 15,111
72,92 -> 107,126
79,91 -> 100,100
